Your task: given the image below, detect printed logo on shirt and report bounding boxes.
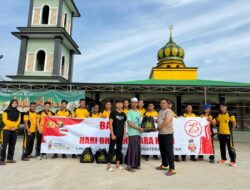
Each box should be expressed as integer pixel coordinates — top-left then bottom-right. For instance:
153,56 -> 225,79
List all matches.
116,115 -> 125,120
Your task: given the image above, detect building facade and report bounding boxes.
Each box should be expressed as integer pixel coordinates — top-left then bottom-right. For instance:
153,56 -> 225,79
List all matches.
8,0 -> 81,83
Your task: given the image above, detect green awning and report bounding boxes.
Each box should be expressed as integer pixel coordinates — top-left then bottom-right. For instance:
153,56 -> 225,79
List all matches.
112,79 -> 250,87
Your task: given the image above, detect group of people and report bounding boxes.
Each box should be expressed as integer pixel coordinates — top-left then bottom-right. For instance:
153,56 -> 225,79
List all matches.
0,97 -> 237,176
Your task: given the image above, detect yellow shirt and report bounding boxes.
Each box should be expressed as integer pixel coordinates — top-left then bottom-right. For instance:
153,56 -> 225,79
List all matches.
200,113 -> 213,120
102,110 -> 111,118
37,110 -> 54,131
138,108 -> 146,116
23,111 -> 38,133
91,112 -> 103,118
145,110 -> 158,118
200,113 -> 216,127
2,112 -> 21,130
74,108 -> 90,118
216,112 -> 236,135
56,109 -> 72,117
122,108 -> 129,115
183,113 -> 196,117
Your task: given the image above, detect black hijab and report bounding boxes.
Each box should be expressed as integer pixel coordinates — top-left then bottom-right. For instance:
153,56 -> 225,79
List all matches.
4,99 -> 20,121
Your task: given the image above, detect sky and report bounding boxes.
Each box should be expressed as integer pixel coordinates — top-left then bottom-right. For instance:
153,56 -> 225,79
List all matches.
0,0 -> 250,83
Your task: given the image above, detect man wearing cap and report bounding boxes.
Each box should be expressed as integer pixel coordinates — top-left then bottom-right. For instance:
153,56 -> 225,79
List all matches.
126,97 -> 143,172
200,104 -> 216,163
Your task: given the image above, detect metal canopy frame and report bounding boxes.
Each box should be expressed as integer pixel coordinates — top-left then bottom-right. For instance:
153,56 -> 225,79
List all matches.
1,81 -> 250,95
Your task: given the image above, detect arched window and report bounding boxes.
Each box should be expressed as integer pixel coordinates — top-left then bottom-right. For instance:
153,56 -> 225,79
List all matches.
61,56 -> 65,76
64,13 -> 68,29
41,5 -> 50,24
176,65 -> 180,68
36,50 -> 46,71
167,65 -> 171,68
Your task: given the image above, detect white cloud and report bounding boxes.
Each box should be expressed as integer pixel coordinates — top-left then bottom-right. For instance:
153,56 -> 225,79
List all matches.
147,0 -> 208,7
187,32 -> 250,63
74,0 -> 250,83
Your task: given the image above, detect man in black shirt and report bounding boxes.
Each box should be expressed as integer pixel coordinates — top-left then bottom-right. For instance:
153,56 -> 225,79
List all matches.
107,100 -> 127,172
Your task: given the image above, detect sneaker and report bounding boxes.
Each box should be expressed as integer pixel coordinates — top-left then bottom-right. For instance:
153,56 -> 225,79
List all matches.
190,158 -> 197,162
210,159 -> 215,163
166,170 -> 176,176
156,165 -> 169,170
35,156 -> 40,160
116,166 -> 123,170
51,154 -> 58,159
107,167 -> 114,172
143,156 -> 149,161
40,155 -> 47,160
229,162 -> 237,167
182,157 -> 187,162
153,155 -> 159,160
21,157 -> 30,161
126,167 -> 136,172
175,158 -> 180,162
0,161 -> 6,165
133,166 -> 141,170
62,154 -> 67,159
218,160 -> 228,164
6,160 -> 16,163
28,155 -> 36,159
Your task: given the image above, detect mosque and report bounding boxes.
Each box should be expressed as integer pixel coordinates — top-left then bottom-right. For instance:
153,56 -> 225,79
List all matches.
1,0 -> 250,141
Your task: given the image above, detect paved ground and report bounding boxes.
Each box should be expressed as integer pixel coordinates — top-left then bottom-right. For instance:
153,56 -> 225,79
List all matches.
0,137 -> 250,190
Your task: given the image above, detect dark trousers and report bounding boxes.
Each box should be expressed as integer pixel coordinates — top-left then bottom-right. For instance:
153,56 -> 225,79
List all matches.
107,136 -> 123,163
35,131 -> 42,156
22,131 -> 35,158
0,130 -> 17,161
219,134 -> 236,162
158,134 -> 175,170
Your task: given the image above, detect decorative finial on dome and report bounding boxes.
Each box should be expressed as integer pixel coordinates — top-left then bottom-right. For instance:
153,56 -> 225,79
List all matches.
169,25 -> 174,41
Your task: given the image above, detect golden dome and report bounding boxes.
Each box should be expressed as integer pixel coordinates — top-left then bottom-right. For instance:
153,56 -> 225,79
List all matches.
157,26 -> 185,63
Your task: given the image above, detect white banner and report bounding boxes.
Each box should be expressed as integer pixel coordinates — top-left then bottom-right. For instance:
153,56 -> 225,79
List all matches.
41,117 -> 213,155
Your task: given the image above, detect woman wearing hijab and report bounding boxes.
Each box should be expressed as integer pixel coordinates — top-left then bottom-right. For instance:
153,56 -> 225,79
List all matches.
0,99 -> 21,165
